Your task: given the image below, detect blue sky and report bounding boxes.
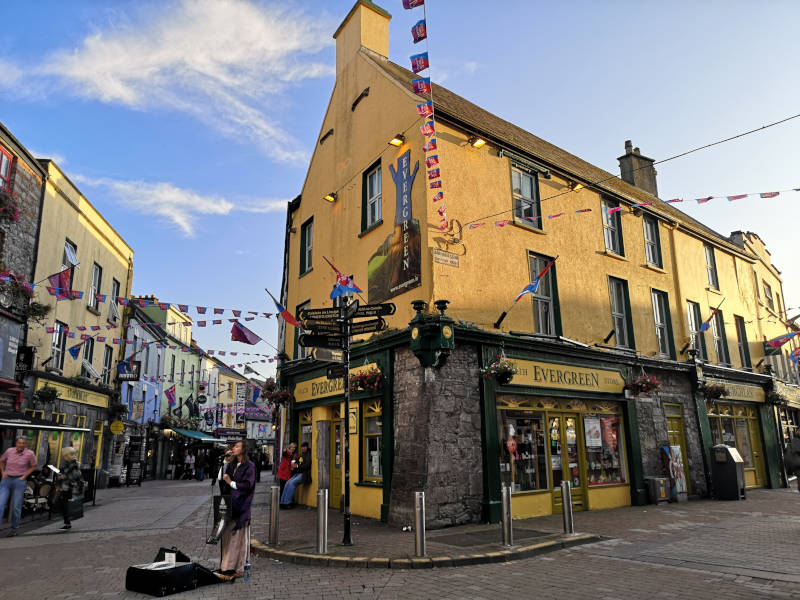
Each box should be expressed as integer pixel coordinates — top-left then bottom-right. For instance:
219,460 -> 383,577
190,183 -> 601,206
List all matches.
2,0 -> 799,378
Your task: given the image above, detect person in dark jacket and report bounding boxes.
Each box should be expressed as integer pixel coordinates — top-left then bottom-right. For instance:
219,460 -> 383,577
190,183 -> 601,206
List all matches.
218,441 -> 255,577
784,430 -> 800,492
280,442 -> 311,508
276,442 -> 297,496
58,447 -> 84,530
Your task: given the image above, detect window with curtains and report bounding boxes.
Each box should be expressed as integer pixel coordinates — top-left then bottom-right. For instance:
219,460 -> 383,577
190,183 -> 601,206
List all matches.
643,216 -> 662,267
711,310 -> 730,366
687,301 -> 708,360
528,252 -> 559,335
608,277 -> 633,349
704,244 -> 719,289
651,289 -> 674,358
300,218 -> 313,275
512,167 -> 541,228
602,200 -> 624,255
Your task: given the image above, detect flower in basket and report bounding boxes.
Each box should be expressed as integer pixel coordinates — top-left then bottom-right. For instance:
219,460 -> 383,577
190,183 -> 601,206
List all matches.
349,367 -> 383,392
625,374 -> 662,396
703,382 -> 727,400
480,355 -> 518,379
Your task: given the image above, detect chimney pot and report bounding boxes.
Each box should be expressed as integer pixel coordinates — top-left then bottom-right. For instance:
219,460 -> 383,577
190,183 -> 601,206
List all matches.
624,140 -> 633,153
618,140 -> 658,197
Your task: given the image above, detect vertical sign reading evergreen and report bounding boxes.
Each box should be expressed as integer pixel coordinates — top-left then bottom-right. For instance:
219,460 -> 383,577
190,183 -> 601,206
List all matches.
368,150 -> 422,302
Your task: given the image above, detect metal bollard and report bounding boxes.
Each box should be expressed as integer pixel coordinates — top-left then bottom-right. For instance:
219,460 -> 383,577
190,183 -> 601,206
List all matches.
414,491 -> 426,557
501,484 -> 513,547
269,485 -> 280,546
316,489 -> 328,555
560,480 -> 575,535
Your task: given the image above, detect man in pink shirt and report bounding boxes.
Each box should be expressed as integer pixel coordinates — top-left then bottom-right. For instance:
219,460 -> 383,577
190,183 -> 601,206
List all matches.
0,436 -> 38,536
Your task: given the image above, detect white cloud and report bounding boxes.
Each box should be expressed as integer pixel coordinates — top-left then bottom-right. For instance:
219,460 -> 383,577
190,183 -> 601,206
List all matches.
28,148 -> 67,165
74,174 -> 289,236
6,0 -> 335,163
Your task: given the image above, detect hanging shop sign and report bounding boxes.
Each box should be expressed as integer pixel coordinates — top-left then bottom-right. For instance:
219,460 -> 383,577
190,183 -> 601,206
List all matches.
506,359 -> 625,394
774,381 -> 800,409
109,420 -> 124,435
432,248 -> 459,267
368,150 -> 422,303
293,363 -> 379,404
34,378 -> 109,408
705,378 -> 765,403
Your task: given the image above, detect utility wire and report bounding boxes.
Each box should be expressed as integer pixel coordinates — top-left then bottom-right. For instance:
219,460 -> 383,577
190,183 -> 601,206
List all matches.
461,111 -> 800,226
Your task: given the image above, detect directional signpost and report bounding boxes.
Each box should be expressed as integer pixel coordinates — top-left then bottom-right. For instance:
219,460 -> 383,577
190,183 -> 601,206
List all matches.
293,298 -> 395,546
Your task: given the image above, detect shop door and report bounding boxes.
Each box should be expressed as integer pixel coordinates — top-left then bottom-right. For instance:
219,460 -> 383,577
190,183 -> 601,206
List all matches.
664,403 -> 691,494
549,413 -> 586,513
746,417 -> 766,487
330,420 -> 343,509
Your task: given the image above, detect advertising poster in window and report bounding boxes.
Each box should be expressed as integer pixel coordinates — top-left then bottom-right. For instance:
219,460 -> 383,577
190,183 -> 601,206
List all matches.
0,319 -> 22,381
584,416 -> 602,449
368,150 -> 422,303
235,383 -> 246,426
601,416 -> 619,452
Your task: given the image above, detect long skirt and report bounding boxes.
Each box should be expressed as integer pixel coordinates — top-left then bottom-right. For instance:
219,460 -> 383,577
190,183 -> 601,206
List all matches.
220,521 -> 249,574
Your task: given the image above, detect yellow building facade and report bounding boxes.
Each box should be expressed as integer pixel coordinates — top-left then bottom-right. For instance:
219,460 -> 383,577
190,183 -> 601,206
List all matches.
278,1 -> 795,525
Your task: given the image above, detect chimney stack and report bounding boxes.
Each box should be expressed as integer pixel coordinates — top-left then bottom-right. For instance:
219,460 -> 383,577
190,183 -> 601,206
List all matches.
618,140 -> 658,197
333,1 -> 391,78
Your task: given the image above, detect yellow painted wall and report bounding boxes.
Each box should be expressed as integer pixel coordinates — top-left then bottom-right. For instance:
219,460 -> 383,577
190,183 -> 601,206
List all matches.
510,491 -> 552,519
29,161 -> 133,380
586,485 -> 631,510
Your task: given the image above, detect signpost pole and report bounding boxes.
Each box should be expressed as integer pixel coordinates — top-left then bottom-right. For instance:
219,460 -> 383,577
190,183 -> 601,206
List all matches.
341,309 -> 353,546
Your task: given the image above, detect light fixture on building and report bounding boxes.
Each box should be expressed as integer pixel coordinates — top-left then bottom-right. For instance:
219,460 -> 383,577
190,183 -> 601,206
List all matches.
388,133 -> 405,147
569,181 -> 584,192
468,136 -> 487,148
323,192 -> 338,203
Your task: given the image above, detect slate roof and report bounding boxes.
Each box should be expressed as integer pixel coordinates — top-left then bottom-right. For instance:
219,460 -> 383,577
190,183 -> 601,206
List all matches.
363,49 -> 752,259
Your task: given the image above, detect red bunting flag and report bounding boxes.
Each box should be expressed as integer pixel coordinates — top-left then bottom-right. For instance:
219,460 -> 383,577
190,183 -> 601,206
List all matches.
429,181 -> 442,189
433,191 -> 444,202
213,320 -> 222,325
548,212 -> 565,219
403,0 -> 424,8
437,204 -> 447,216
727,194 -> 748,201
245,317 -> 254,321
97,337 -> 105,342
198,321 -> 206,327
469,223 -> 485,229
214,308 -> 223,314
178,304 -> 188,312
423,139 -> 437,152
77,326 -> 86,331
666,198 -> 684,203
760,192 -> 779,198
232,310 -> 241,317
575,208 -> 592,214
410,52 -> 429,73
425,155 -> 439,168
427,168 -> 440,180
412,77 -> 431,95
411,19 -> 427,43
416,101 -> 433,117
696,197 -> 713,204
197,306 -> 207,314
420,121 -> 435,137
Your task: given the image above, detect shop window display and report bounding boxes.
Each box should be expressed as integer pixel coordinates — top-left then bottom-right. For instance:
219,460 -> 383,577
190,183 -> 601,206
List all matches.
498,411 -> 548,492
583,414 -> 626,486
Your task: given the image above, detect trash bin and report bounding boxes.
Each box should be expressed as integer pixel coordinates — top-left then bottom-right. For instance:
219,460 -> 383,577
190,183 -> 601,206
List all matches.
710,444 -> 746,500
645,477 -> 670,504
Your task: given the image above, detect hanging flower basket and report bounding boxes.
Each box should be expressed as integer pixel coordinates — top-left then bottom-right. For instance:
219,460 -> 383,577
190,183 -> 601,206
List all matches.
349,367 -> 383,392
267,388 -> 292,405
625,374 -> 662,396
480,355 -> 517,385
703,382 -> 727,400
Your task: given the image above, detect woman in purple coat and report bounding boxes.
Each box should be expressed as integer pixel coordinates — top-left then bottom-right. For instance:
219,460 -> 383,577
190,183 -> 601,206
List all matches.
219,441 -> 255,577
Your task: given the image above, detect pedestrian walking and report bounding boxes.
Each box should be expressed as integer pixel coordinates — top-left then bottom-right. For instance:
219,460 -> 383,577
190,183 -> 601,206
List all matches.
276,442 -> 297,497
57,447 -> 84,531
280,442 -> 311,508
783,430 -> 800,492
218,441 -> 255,579
183,451 -> 195,480
195,451 -> 206,482
0,436 -> 37,537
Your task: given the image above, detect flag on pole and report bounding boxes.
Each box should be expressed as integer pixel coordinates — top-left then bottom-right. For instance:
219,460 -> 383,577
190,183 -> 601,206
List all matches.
266,289 -> 302,328
323,256 -> 363,299
47,267 -> 73,300
411,19 -> 427,43
766,331 -> 800,348
514,256 -> 558,303
699,301 -> 724,332
231,321 -> 262,345
412,77 -> 431,95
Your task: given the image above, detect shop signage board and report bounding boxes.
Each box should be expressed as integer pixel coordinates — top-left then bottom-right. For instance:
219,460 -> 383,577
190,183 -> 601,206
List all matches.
432,248 -> 460,267
506,359 -> 625,394
303,319 -> 345,334
774,381 -> 800,408
350,317 -> 387,335
311,348 -> 344,362
300,307 -> 341,320
293,363 -> 379,403
705,378 -> 766,403
109,420 -> 124,435
34,378 -> 109,408
354,303 -> 395,318
327,364 -> 348,380
298,334 -> 345,350
117,361 -> 141,381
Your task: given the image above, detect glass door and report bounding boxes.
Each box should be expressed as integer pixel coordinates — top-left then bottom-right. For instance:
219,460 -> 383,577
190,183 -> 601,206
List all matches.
550,413 -> 586,512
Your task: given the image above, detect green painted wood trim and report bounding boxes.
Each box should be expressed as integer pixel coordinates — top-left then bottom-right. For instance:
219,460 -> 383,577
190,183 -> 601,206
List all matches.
758,403 -> 782,488
480,345 -> 502,523
694,389 -> 714,495
661,290 -> 677,360
622,397 -> 647,505
299,219 -> 307,275
551,260 -> 563,337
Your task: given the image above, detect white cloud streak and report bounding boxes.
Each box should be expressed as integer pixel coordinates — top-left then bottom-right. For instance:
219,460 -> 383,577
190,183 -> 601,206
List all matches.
5,0 -> 334,163
74,174 -> 289,237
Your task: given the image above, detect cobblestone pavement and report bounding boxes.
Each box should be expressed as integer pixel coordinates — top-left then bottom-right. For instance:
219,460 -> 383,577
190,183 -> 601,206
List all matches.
0,475 -> 798,599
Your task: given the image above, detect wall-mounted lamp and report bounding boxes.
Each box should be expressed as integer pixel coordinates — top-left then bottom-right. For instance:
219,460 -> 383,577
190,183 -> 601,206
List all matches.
568,181 -> 584,192
388,133 -> 405,147
323,192 -> 337,203
468,136 -> 487,148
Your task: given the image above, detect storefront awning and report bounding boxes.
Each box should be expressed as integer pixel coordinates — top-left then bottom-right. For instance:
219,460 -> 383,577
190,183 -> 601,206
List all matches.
172,428 -> 219,444
0,411 -> 91,433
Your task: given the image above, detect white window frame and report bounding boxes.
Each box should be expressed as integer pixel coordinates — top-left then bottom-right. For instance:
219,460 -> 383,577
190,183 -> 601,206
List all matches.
643,217 -> 661,267
102,345 -> 113,385
687,301 -> 707,361
763,282 -> 775,311
0,146 -> 12,189
529,253 -> 555,335
704,244 -> 719,289
81,338 -> 95,377
89,263 -> 102,310
602,200 -> 623,255
366,164 -> 382,228
609,277 -> 630,348
512,167 -> 540,225
302,219 -> 313,274
63,239 -> 79,270
711,310 -> 730,366
52,321 -> 68,370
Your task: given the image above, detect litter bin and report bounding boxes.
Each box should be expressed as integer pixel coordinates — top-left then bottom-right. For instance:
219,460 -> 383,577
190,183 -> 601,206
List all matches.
710,444 -> 745,500
645,477 -> 670,504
